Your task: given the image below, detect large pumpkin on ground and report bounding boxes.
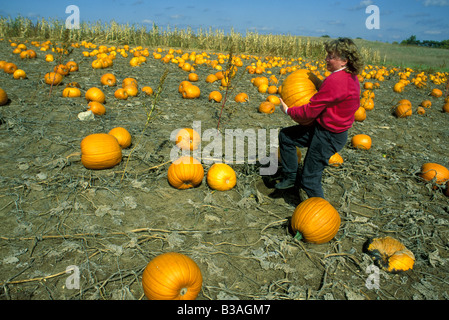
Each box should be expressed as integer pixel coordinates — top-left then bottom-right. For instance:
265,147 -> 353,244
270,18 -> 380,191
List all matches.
206,163 -> 237,191
142,252 -> 203,300
419,162 -> 449,185
290,197 -> 341,244
167,156 -> 204,189
280,69 -> 320,108
80,133 -> 122,169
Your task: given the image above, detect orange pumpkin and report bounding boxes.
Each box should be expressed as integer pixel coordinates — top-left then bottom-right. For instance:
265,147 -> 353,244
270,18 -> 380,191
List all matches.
234,92 -> 249,103
328,153 -> 343,167
353,106 -> 366,122
3,62 -> 18,74
13,69 -> 26,79
167,156 -> 204,189
0,88 -> 8,106
188,73 -> 199,82
280,69 -> 320,108
123,85 -> 139,97
421,100 -> 432,108
54,64 -> 69,76
208,91 -> 222,103
290,197 -> 341,244
44,72 -> 63,86
85,87 -> 105,103
258,101 -> 275,114
431,88 -> 443,97
175,128 -> 201,151
206,163 -> 237,191
122,77 -> 138,88
205,74 -> 218,83
395,99 -> 412,118
62,87 -> 81,98
87,101 -> 106,116
66,61 -> 79,72
182,84 -> 200,99
141,86 -> 153,96
351,134 -> 372,150
266,95 -> 280,105
141,252 -> 203,300
100,73 -> 117,86
443,102 -> 449,113
419,163 -> 449,185
80,133 -> 122,170
364,236 -> 415,273
114,88 -> 129,100
108,127 -> 132,149
360,97 -> 374,111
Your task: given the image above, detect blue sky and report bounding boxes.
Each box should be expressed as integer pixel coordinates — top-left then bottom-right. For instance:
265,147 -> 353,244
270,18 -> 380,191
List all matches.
1,0 -> 448,43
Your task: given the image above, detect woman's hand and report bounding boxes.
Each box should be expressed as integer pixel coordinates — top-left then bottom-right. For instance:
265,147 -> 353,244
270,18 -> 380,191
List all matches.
279,98 -> 289,115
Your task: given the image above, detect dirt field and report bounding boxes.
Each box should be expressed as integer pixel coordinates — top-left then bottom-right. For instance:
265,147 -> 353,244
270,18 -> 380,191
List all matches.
0,40 -> 448,300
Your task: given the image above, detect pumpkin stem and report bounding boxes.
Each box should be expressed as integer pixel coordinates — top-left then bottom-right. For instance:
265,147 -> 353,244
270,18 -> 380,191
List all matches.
294,231 -> 303,241
66,152 -> 81,161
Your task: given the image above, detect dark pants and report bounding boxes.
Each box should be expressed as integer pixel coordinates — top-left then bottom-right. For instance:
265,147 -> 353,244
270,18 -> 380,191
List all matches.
278,124 -> 348,198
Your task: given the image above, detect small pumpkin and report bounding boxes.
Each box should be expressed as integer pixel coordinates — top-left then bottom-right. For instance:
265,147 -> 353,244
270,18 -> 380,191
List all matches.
13,69 -> 26,80
351,134 -> 372,150
85,87 -> 105,103
3,62 -> 18,74
443,102 -> 449,113
141,252 -> 203,300
167,156 -> 204,189
208,91 -> 222,103
421,100 -> 432,108
206,74 -> 218,83
188,73 -> 199,82
363,236 -> 415,273
416,106 -> 426,115
266,95 -> 280,105
0,88 -> 8,105
66,61 -> 79,72
62,87 -> 81,98
206,163 -> 237,191
54,64 -> 69,76
431,88 -> 443,98
114,88 -> 129,100
234,92 -> 249,103
142,86 -> 153,96
100,73 -> 117,86
123,84 -> 139,97
290,197 -> 341,244
122,77 -> 138,88
182,84 -> 200,99
419,162 -> 449,185
87,101 -> 106,116
44,72 -> 63,86
353,106 -> 366,122
175,128 -> 201,151
360,97 -> 374,111
258,101 -> 275,114
395,99 -> 412,118
108,127 -> 132,149
328,153 -> 343,167
80,133 -> 122,170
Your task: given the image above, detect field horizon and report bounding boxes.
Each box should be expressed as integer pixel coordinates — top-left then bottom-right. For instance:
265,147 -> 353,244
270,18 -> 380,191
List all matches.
1,16 -> 448,72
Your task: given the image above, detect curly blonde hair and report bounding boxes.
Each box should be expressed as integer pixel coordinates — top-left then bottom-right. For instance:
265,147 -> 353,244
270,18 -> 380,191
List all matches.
325,37 -> 364,75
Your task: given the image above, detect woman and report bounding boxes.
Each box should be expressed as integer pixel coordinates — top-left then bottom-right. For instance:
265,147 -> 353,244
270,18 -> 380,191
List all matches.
276,37 -> 363,201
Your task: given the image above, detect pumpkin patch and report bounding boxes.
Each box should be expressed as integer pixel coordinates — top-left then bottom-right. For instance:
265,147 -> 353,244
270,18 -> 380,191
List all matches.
0,24 -> 448,301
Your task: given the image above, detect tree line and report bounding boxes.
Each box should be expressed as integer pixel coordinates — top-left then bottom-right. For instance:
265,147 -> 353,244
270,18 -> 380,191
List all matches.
400,35 -> 449,49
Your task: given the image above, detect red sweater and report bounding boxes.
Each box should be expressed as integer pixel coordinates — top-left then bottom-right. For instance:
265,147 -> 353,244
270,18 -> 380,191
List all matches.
287,69 -> 360,133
